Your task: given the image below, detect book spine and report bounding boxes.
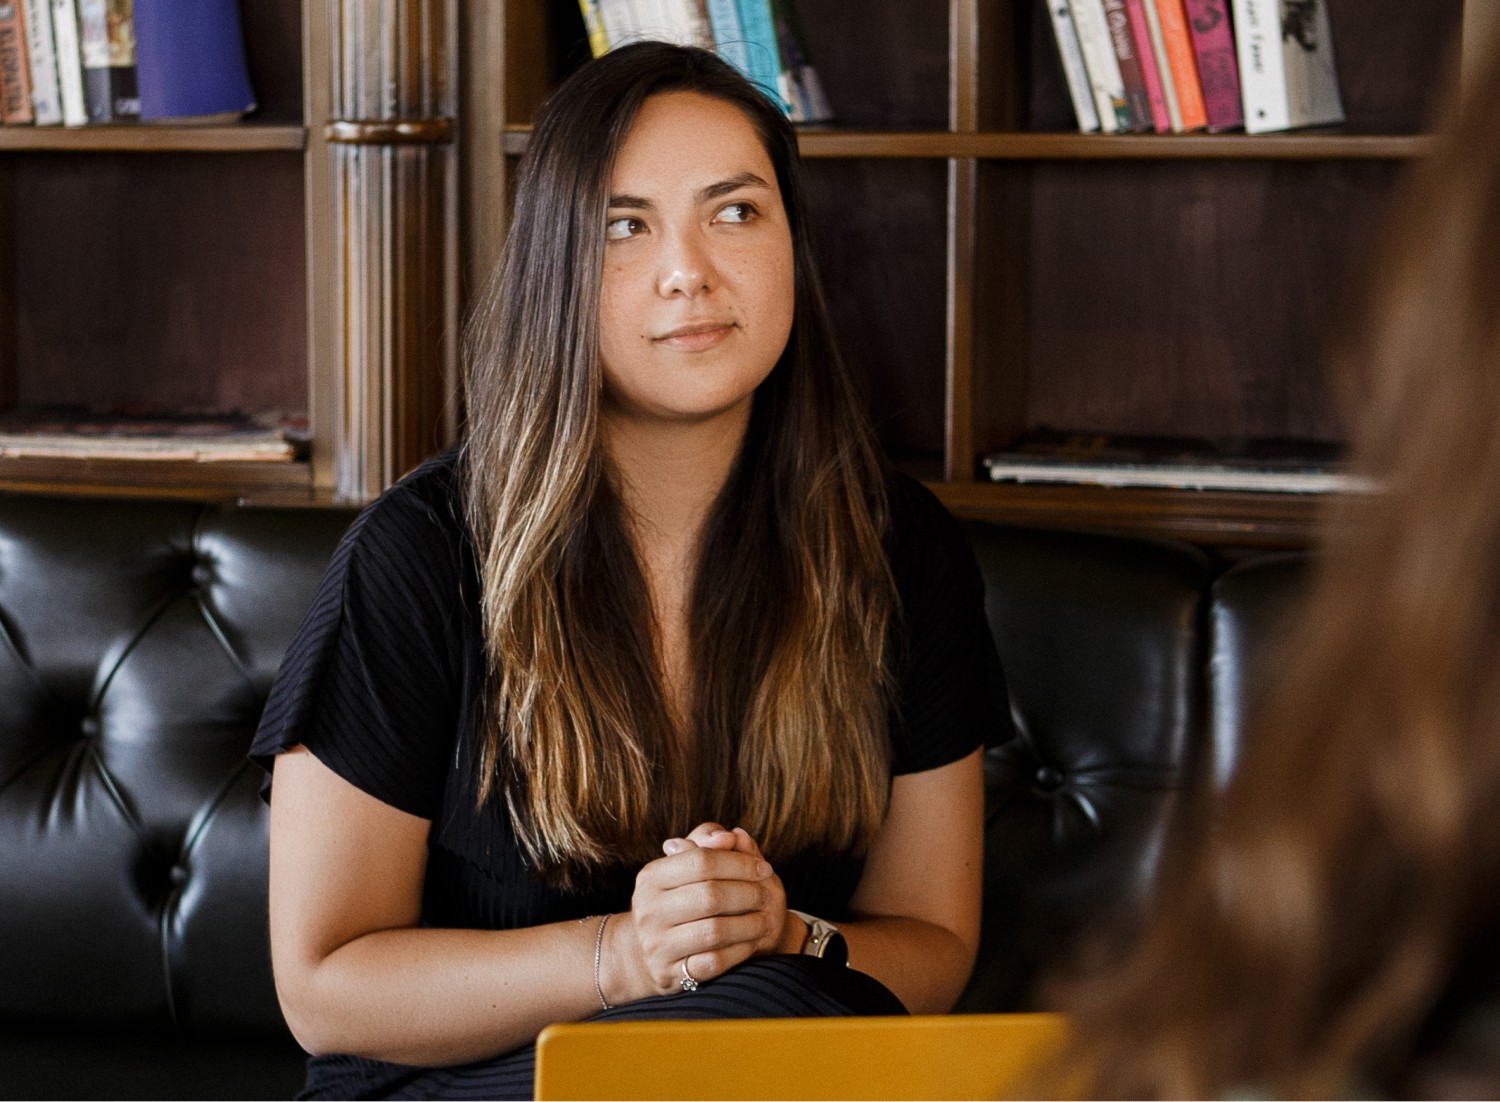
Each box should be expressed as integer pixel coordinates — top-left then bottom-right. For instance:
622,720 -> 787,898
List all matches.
1182,0 -> 1241,130
1278,0 -> 1343,129
652,0 -> 712,47
732,0 -> 784,109
1101,0 -> 1150,131
1069,0 -> 1129,133
78,0 -> 137,122
1151,0 -> 1205,130
1139,0 -> 1182,129
21,0 -> 59,123
0,1 -> 34,122
1122,0 -> 1169,131
770,0 -> 829,123
577,0 -> 610,56
1230,0 -> 1286,132
1044,1 -> 1100,133
596,0 -> 636,47
704,0 -> 751,79
49,0 -> 82,123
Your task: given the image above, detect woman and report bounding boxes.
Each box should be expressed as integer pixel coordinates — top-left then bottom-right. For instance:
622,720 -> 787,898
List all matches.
1057,13 -> 1500,1099
252,42 -> 1003,1099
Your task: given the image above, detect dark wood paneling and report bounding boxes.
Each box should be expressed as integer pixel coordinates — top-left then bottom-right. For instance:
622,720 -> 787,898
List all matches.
1003,158 -> 1406,448
241,0 -> 306,123
1330,0 -> 1466,133
795,0 -> 949,129
14,153 -> 307,417
505,0 -> 591,126
802,159 -> 948,469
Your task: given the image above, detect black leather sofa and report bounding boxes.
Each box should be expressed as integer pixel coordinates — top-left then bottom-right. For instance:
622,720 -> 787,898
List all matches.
0,491 -> 1307,1099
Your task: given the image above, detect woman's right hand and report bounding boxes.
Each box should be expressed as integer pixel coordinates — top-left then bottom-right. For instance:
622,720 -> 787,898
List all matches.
608,825 -> 779,1000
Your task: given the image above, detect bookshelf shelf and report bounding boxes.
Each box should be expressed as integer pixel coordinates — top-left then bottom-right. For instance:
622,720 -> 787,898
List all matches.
0,124 -> 308,153
0,455 -> 313,501
501,125 -> 1431,162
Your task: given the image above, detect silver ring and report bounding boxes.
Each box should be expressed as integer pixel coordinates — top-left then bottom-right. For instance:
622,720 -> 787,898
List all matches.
679,959 -> 700,993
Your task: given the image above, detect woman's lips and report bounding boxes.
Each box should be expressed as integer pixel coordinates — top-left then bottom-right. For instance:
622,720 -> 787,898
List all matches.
654,322 -> 736,351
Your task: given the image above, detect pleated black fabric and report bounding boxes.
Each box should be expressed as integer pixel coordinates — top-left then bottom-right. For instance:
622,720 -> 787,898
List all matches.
251,447 -> 1010,1100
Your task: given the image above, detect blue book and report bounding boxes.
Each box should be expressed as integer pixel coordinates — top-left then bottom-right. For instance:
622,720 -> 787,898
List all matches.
134,0 -> 256,120
704,0 -> 750,79
731,0 -> 784,110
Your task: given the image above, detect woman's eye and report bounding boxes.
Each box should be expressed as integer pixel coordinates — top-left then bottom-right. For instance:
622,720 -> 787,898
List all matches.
716,202 -> 757,224
606,216 -> 644,241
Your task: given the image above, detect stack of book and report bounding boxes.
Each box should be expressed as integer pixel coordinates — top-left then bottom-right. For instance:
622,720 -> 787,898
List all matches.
0,408 -> 309,463
1,0 -> 255,127
1047,0 -> 1343,135
578,0 -> 832,123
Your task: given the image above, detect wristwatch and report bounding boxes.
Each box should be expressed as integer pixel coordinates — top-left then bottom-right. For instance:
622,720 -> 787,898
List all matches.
789,909 -> 848,967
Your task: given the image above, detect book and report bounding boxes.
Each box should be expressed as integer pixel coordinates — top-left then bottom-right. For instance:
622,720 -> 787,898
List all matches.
578,0 -> 609,57
1043,1 -> 1100,133
22,0 -> 62,123
0,0 -> 34,122
1275,0 -> 1342,131
1122,0 -> 1170,131
732,0 -> 785,110
769,0 -> 829,123
1101,0 -> 1152,131
133,0 -> 255,121
1182,0 -> 1242,130
981,432 -> 1367,494
703,0 -> 750,80
1150,0 -> 1206,130
78,0 -> 138,122
1138,0 -> 1182,130
0,408 -> 308,462
1069,0 -> 1130,133
50,0 -> 85,124
625,0 -> 711,47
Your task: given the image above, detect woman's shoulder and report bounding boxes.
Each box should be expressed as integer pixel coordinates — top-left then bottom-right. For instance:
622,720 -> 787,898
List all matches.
341,446 -> 469,558
881,468 -> 972,576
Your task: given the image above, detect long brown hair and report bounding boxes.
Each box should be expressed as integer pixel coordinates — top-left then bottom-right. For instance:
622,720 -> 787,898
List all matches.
1060,17 -> 1500,1099
460,44 -> 895,888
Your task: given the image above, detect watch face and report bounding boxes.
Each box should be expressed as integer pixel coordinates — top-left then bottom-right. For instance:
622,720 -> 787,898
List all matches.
822,929 -> 849,968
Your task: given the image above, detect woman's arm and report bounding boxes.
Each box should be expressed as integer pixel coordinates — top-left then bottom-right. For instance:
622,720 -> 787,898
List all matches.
837,747 -> 984,1013
269,746 -> 776,1066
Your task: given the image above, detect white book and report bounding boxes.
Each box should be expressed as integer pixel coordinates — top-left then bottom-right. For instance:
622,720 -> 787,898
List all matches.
598,0 -> 637,47
22,0 -> 62,123
1278,0 -> 1343,129
49,0 -> 84,126
1069,0 -> 1128,134
630,0 -> 709,46
1140,0 -> 1183,131
1231,0 -> 1289,132
1046,2 -> 1101,132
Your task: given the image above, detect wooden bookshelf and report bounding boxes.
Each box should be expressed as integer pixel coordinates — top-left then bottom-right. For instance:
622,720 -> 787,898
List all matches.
483,0 -> 1487,548
0,0 -> 459,504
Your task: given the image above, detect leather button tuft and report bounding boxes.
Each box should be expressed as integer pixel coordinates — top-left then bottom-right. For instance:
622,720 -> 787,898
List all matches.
80,716 -> 102,738
191,563 -> 214,587
1034,766 -> 1063,790
169,865 -> 190,887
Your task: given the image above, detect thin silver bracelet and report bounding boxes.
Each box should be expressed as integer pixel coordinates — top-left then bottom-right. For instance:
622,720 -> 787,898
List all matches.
593,913 -> 612,1011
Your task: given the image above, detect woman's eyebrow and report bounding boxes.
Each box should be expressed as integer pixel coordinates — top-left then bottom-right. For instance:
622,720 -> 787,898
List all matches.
697,172 -> 770,202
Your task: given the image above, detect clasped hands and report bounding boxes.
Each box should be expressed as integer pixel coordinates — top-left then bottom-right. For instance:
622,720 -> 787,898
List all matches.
609,822 -> 804,1001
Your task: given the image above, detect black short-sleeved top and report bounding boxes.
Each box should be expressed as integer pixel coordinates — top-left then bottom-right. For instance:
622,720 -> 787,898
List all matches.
251,448 -> 1010,926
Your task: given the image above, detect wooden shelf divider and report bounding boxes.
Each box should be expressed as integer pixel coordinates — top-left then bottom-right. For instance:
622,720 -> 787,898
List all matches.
0,125 -> 307,153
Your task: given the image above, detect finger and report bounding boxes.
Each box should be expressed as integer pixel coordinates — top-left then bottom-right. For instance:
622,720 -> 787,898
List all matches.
662,837 -> 693,856
681,938 -> 759,990
655,876 -> 773,929
684,822 -> 737,849
728,827 -> 764,858
639,847 -> 773,893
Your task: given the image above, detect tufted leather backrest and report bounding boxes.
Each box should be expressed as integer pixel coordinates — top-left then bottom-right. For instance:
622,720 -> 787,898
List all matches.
0,495 -> 1310,1055
0,494 -> 356,1039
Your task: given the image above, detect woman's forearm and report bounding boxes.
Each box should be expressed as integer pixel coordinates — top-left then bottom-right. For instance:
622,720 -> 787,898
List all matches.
279,918 -> 616,1066
839,914 -> 978,1015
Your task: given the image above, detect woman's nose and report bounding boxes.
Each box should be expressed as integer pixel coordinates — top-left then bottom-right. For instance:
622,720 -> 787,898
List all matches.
657,229 -> 717,298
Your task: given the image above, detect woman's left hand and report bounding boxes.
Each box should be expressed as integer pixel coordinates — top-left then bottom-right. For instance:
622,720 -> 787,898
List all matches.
666,824 -> 802,960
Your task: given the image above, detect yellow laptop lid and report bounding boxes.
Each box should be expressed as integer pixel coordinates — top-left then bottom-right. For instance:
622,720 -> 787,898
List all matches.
534,1011 -> 1068,1100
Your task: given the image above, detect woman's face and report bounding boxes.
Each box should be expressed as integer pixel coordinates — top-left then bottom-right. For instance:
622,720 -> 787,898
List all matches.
597,91 -> 796,429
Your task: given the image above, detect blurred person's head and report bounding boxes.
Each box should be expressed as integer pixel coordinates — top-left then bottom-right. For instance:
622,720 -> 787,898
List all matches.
1055,15 -> 1500,1099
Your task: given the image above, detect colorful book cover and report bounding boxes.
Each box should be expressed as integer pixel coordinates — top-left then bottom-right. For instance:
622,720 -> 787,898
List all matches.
1044,1 -> 1101,132
1122,0 -> 1169,131
0,0 -> 34,122
732,0 -> 784,110
1101,0 -> 1152,131
50,0 -> 86,124
134,0 -> 255,120
22,0 -> 61,123
1182,0 -> 1242,130
1069,0 -> 1130,133
1137,0 -> 1180,130
578,0 -> 609,56
78,0 -> 138,121
1151,0 -> 1205,130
